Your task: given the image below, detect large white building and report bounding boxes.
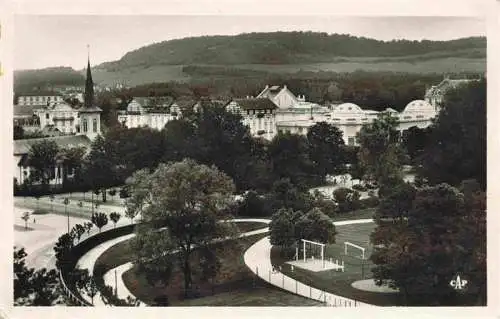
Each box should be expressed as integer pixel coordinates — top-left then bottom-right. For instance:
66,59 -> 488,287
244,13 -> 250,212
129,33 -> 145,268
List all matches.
117,96 -> 201,130
276,100 -> 437,145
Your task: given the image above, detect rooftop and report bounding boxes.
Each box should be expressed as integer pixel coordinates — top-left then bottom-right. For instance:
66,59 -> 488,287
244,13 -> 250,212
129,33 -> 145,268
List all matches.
232,98 -> 278,111
14,135 -> 91,155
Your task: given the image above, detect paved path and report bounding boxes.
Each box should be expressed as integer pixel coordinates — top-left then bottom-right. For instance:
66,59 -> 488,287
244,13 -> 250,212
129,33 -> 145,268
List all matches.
243,218 -> 376,307
76,218 -> 271,306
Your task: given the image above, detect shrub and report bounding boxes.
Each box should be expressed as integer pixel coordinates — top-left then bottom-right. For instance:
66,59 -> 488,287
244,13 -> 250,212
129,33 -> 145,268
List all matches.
119,186 -> 130,199
359,196 -> 380,209
352,184 -> 367,192
333,187 -> 360,213
236,191 -> 273,217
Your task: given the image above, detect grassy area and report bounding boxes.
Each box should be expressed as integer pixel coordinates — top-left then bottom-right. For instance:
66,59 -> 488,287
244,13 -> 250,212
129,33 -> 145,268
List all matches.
271,222 -> 404,306
235,221 -> 268,233
330,208 -> 375,222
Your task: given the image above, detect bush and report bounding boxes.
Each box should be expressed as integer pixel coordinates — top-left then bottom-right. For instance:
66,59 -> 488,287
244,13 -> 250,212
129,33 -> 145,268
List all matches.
359,196 -> 380,209
236,191 -> 273,217
119,186 -> 130,199
333,187 -> 360,213
352,184 -> 367,192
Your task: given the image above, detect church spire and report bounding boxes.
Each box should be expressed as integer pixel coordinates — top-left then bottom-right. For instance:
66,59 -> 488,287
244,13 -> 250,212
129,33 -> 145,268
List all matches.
84,45 -> 95,108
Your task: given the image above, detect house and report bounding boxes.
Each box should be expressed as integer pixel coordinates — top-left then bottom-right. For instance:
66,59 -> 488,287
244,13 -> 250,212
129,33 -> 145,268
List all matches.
117,96 -> 175,130
33,102 -> 80,135
256,85 -> 299,109
14,135 -> 92,186
14,105 -> 42,132
225,98 -> 278,140
424,76 -> 478,111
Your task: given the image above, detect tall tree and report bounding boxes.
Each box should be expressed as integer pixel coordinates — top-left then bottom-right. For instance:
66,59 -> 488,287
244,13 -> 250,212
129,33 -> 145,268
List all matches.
60,146 -> 86,185
420,79 -> 486,190
268,133 -> 317,188
83,135 -> 119,202
401,126 -> 431,164
357,113 -> 406,195
307,122 -> 345,178
91,212 -> 109,232
370,183 -> 484,305
127,159 -> 237,297
28,140 -> 59,185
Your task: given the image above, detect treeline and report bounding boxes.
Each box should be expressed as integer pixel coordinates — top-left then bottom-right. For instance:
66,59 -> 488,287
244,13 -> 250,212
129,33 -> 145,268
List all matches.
99,32 -> 485,68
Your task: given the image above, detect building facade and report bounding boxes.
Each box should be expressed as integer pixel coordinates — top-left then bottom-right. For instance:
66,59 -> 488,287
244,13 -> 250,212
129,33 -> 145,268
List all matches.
34,102 -> 80,134
17,95 -> 63,106
225,98 -> 278,140
276,100 -> 437,146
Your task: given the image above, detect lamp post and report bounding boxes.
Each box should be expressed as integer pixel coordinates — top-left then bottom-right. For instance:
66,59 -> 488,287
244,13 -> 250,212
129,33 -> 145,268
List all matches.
64,198 -> 70,234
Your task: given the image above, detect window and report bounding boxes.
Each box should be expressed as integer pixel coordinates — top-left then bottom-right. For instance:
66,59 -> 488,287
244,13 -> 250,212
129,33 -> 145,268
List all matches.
46,113 -> 49,119
83,119 -> 88,132
93,118 -> 98,132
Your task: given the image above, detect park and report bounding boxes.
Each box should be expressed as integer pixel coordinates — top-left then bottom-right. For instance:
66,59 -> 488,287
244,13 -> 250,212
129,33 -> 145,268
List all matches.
13,78 -> 486,307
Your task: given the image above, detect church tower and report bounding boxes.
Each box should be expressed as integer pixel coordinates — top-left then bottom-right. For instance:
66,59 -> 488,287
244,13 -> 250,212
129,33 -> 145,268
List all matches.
78,49 -> 102,141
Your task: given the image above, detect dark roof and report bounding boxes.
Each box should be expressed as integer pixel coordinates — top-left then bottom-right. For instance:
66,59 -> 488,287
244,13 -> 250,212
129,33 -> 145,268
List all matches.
134,96 -> 175,108
78,106 -> 102,113
173,98 -> 198,110
232,98 -> 278,111
14,135 -> 91,155
16,92 -> 62,97
14,105 -> 43,117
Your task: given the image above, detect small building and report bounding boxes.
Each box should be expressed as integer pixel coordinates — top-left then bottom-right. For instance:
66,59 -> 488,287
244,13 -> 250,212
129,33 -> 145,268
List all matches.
34,102 -> 80,135
425,77 -> 478,111
226,98 -> 278,140
14,105 -> 42,132
14,135 -> 92,186
117,96 -> 175,130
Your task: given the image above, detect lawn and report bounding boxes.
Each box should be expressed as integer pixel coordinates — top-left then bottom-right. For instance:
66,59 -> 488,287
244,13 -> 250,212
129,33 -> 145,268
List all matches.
271,222 -> 405,306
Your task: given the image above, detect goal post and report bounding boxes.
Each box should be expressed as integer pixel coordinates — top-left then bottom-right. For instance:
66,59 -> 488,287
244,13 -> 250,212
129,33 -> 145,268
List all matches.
301,239 -> 325,267
344,241 -> 365,260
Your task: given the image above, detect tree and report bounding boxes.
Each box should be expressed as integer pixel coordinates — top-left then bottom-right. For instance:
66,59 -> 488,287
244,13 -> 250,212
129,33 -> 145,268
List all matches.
60,146 -> 86,185
357,113 -> 406,196
268,133 -> 317,188
83,135 -> 119,203
14,247 -> 61,306
295,207 -> 337,244
27,140 -> 59,185
401,126 -> 431,164
370,183 -> 483,305
91,212 -> 108,232
420,79 -> 486,190
53,233 -> 74,272
307,122 -> 345,178
269,178 -> 313,212
71,224 -> 86,243
109,212 -> 121,228
14,125 -> 24,140
127,159 -> 237,297
21,211 -> 30,230
269,208 -> 301,248
333,187 -> 360,213
83,222 -> 93,235
108,188 -> 117,200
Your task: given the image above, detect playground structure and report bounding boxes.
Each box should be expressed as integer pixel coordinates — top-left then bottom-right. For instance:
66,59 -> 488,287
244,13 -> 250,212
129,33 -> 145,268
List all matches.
285,239 -> 345,272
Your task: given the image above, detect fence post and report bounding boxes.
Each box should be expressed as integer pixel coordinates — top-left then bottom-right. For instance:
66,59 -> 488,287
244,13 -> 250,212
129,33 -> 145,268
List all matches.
309,286 -> 312,298
295,279 -> 298,294
269,269 -> 271,282
282,273 -> 284,288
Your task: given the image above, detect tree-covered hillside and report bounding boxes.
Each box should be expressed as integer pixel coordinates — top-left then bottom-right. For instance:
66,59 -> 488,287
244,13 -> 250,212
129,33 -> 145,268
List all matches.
14,67 -> 85,92
97,32 -> 485,69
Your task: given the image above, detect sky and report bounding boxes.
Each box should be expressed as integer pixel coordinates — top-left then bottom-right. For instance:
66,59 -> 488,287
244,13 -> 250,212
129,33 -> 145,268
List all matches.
13,15 -> 486,70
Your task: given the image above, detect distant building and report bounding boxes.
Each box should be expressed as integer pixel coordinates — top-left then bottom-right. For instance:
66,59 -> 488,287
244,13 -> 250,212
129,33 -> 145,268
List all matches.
276,100 -> 437,146
225,98 -> 278,140
17,94 -> 63,106
117,96 -> 201,130
425,76 -> 478,111
14,105 -> 42,132
34,102 -> 80,134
